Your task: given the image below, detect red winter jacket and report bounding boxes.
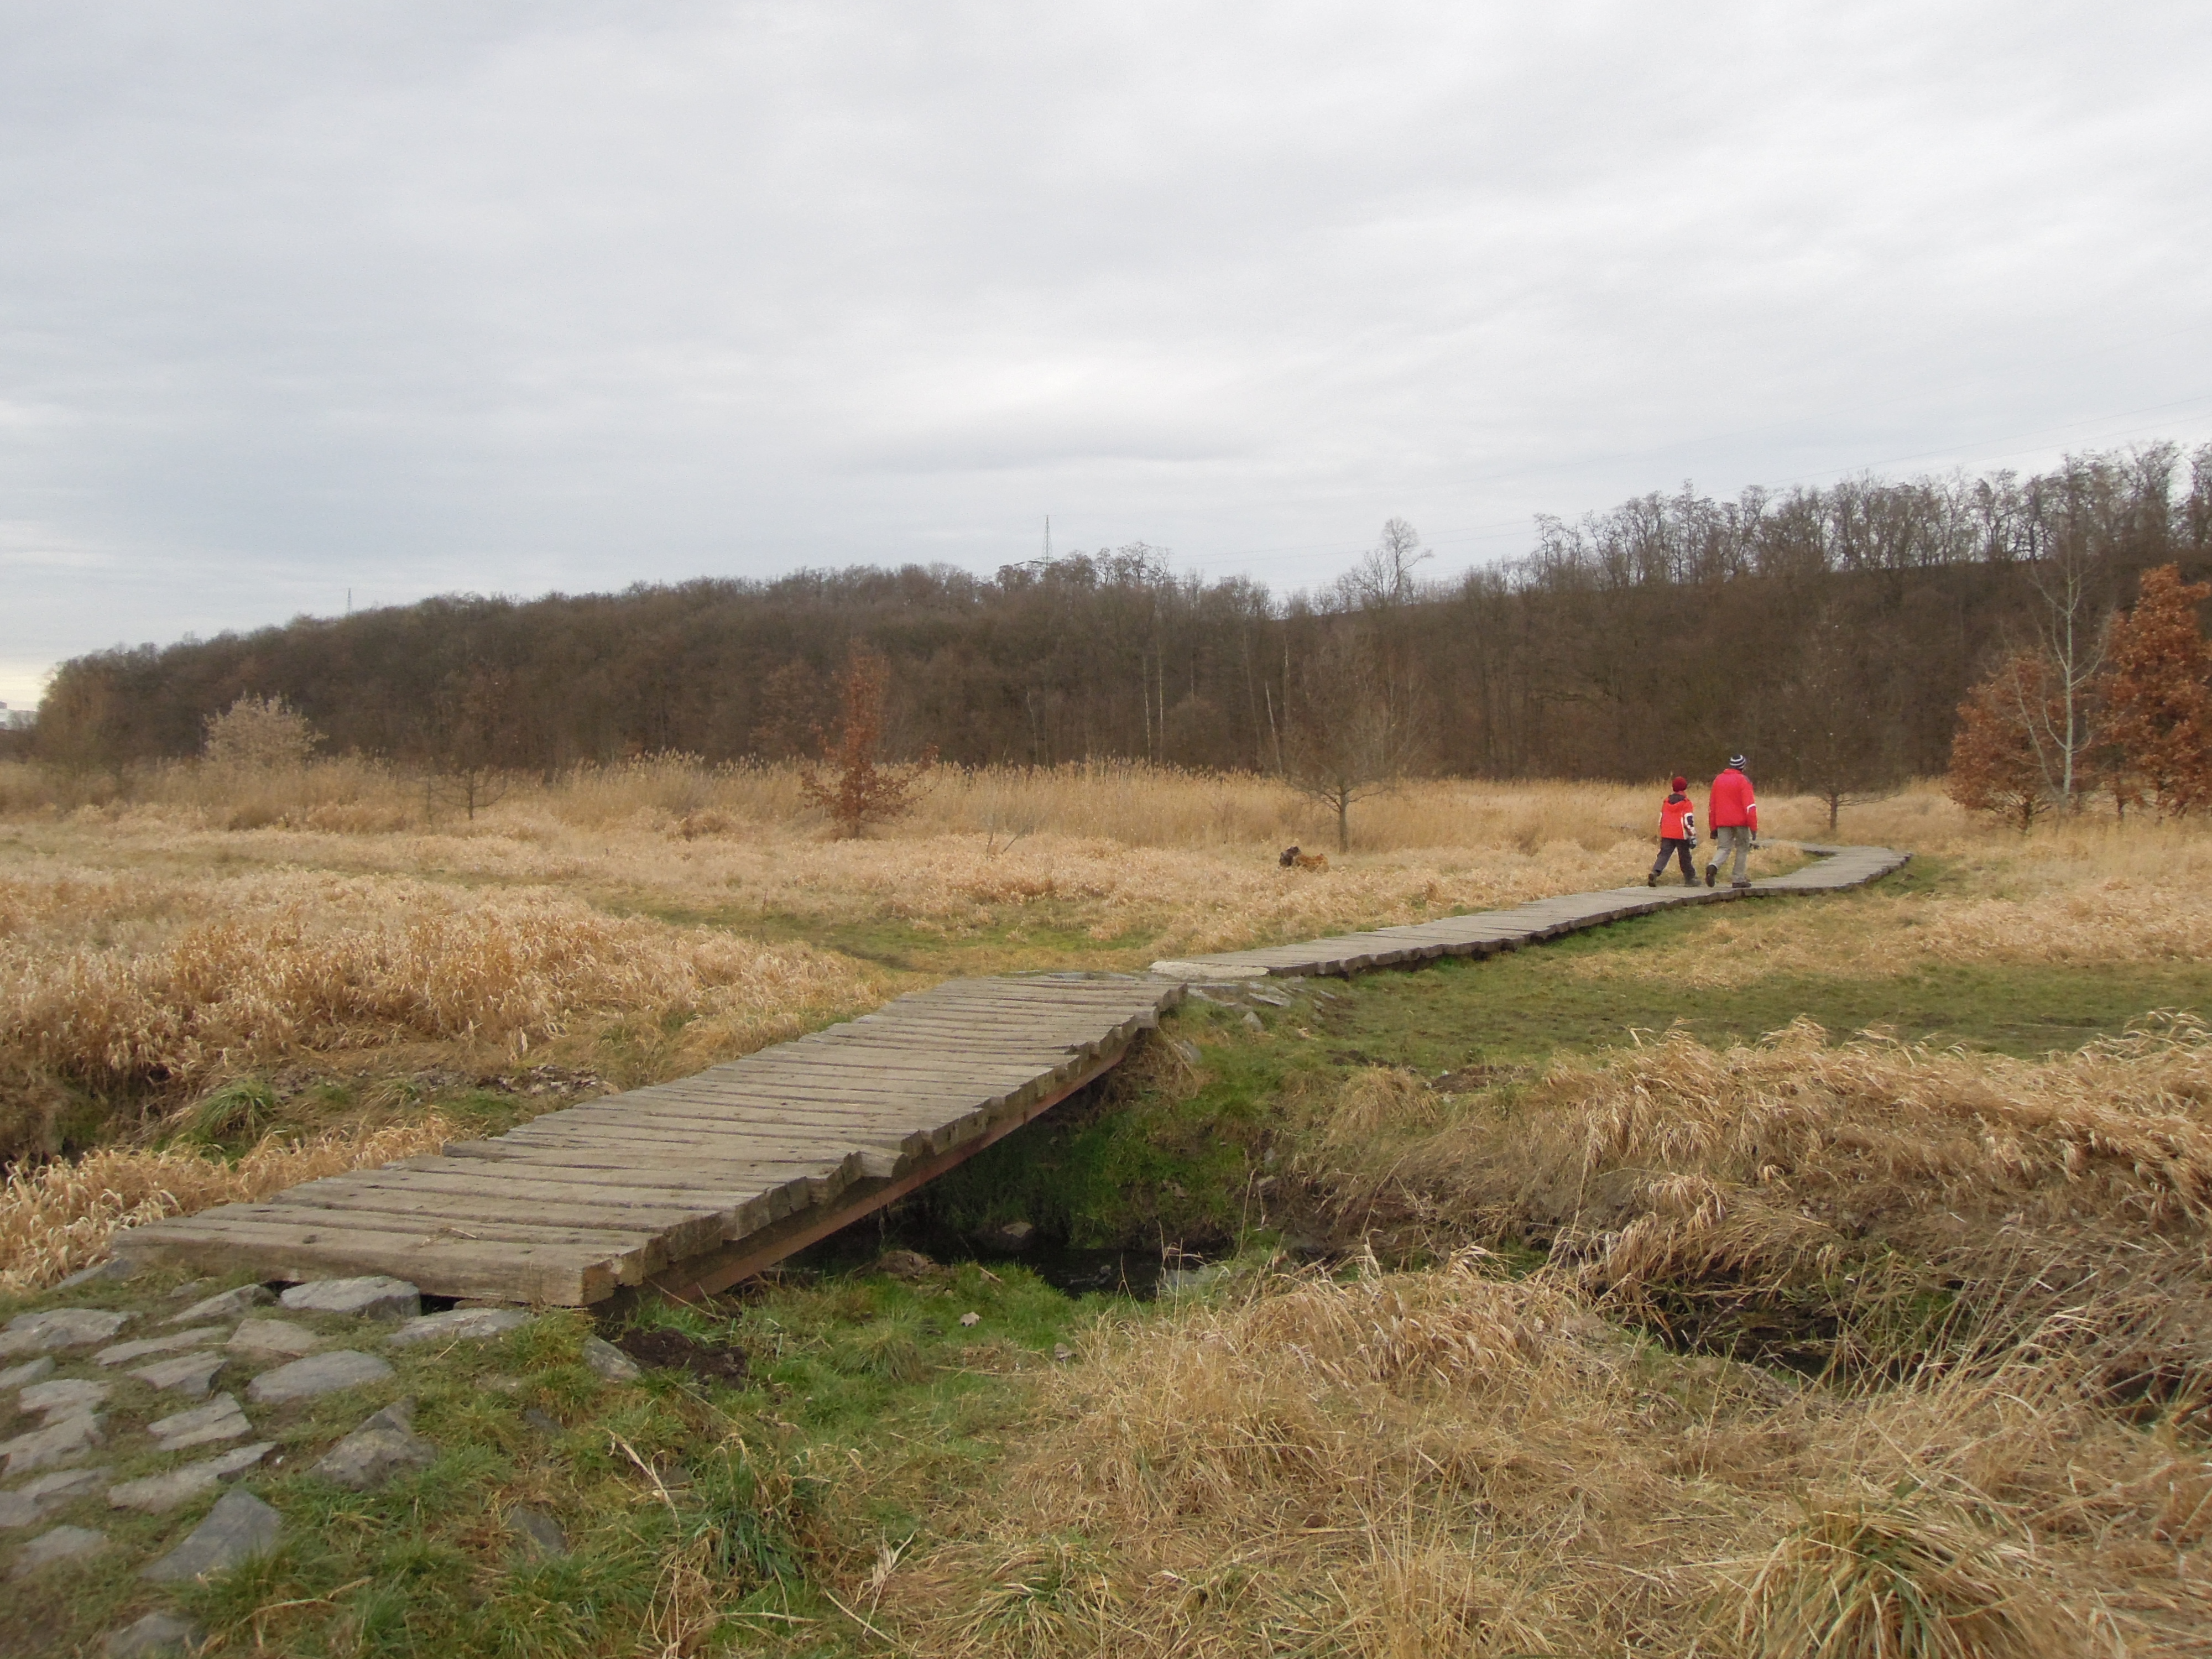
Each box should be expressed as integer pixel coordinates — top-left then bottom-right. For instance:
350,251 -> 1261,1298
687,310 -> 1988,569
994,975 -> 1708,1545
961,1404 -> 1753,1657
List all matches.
1657,792 -> 1695,840
1708,767 -> 1758,831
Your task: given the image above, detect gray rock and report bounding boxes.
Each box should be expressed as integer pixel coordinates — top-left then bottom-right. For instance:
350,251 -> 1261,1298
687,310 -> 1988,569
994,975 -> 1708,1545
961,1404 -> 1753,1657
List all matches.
520,1407 -> 562,1434
227,1318 -> 317,1358
108,1442 -> 274,1513
96,1328 -> 223,1366
509,1506 -> 567,1558
53,1257 -> 140,1291
18,1379 -> 111,1420
9,1522 -> 106,1578
13,1464 -> 109,1505
165,1284 -> 272,1326
1241,1010 -> 1266,1032
0,1357 -> 55,1391
105,1611 -> 206,1657
2,1412 -> 104,1475
141,1487 -> 280,1583
1,1465 -> 108,1528
132,1350 -> 228,1399
149,1395 -> 251,1453
580,1335 -> 641,1381
248,1349 -> 393,1405
278,1276 -> 421,1321
0,1308 -> 131,1358
311,1399 -> 434,1490
388,1307 -> 531,1347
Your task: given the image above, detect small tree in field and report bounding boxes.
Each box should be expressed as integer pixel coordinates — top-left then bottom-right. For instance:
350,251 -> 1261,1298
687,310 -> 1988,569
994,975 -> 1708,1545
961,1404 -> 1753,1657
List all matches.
1948,651 -> 2059,830
1283,627 -> 1432,853
203,693 -> 321,770
2099,564 -> 2212,817
798,643 -> 935,837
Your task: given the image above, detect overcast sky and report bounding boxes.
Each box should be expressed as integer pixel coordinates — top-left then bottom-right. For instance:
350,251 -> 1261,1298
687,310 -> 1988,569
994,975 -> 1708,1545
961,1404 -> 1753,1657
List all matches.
4,3 -> 2209,710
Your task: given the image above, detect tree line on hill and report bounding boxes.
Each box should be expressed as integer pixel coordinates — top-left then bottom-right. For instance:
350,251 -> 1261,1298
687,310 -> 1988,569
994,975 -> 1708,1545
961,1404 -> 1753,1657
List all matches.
28,442 -> 2212,807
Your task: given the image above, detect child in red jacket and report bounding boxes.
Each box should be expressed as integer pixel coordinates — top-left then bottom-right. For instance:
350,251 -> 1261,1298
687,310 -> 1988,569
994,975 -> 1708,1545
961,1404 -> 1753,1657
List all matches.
1648,776 -> 1697,886
1706,755 -> 1759,888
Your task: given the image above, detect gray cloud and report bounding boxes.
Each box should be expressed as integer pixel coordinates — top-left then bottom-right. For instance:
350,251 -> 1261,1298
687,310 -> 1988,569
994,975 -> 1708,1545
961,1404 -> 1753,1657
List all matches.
3,1 -> 2209,706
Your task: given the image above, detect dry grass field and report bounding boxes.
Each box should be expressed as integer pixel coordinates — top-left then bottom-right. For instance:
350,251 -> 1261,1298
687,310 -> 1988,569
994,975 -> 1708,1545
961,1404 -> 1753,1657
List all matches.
4,757 -> 2211,1658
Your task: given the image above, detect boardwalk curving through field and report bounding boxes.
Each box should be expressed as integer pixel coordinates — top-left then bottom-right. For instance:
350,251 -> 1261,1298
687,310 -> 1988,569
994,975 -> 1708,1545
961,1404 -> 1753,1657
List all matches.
119,843 -> 1908,1304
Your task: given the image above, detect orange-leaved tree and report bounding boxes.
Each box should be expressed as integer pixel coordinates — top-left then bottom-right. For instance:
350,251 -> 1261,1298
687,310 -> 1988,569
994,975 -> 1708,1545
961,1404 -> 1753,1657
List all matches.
797,643 -> 936,837
1947,649 -> 2060,830
2099,564 -> 2212,817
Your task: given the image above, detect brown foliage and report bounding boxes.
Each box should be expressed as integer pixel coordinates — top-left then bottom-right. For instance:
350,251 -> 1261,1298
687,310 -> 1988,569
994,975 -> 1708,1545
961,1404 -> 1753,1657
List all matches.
1948,650 -> 2058,828
2101,564 -> 2212,817
201,692 -> 321,770
797,643 -> 937,837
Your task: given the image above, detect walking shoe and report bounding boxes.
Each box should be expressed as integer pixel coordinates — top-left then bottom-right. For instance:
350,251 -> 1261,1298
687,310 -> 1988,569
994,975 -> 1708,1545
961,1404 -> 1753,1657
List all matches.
1683,877 -> 1698,887
1704,865 -> 1716,888
1731,878 -> 1751,889
1646,872 -> 1656,887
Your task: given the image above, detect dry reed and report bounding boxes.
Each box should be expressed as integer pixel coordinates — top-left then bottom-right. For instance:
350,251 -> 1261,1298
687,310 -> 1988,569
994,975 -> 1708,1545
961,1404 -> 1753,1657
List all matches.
875,1256 -> 2200,1659
0,1116 -> 455,1291
0,863 -> 881,1159
1317,1016 -> 2212,1389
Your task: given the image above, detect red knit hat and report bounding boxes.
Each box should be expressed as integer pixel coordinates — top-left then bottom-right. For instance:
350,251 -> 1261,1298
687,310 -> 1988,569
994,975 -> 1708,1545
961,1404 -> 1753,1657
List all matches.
1672,775 -> 1687,791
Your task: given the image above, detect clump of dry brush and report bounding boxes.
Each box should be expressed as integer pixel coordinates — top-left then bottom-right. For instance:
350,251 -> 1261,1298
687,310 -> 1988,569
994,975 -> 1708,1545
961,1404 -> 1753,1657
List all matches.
0,866 -> 878,1157
881,1253 -> 2206,1659
1329,1015 -> 2212,1392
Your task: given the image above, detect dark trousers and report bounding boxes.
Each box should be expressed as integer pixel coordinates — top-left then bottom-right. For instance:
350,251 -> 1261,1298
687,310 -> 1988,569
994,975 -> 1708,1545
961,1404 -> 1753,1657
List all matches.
1651,837 -> 1695,880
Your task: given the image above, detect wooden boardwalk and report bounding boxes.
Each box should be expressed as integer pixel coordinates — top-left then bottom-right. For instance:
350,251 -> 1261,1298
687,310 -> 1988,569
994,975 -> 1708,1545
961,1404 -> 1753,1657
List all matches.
1151,842 -> 1910,979
118,843 -> 1907,1305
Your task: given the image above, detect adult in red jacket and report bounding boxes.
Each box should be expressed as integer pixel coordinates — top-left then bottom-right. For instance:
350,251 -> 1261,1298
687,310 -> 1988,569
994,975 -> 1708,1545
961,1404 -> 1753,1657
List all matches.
1705,755 -> 1759,889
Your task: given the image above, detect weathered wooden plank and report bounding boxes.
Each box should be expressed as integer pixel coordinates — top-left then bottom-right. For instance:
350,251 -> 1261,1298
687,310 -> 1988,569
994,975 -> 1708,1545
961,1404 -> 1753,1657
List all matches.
120,1213 -> 620,1303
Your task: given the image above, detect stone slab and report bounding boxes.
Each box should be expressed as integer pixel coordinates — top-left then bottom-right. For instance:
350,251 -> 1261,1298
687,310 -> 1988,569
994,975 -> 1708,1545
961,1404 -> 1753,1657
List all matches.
95,1327 -> 223,1366
388,1308 -> 531,1347
131,1350 -> 228,1399
105,1612 -> 207,1657
141,1487 -> 281,1583
277,1276 -> 422,1320
107,1442 -> 274,1513
581,1335 -> 641,1381
18,1379 -> 111,1420
0,1309 -> 131,1358
149,1394 -> 251,1453
10,1522 -> 105,1578
227,1319 -> 319,1358
311,1400 -> 434,1490
248,1350 -> 393,1405
2,1412 -> 103,1475
166,1285 -> 273,1325
0,1357 -> 55,1391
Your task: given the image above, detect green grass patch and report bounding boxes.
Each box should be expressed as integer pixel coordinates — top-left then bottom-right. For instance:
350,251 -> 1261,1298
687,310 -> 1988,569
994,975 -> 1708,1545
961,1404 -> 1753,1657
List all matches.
1316,901 -> 2212,1067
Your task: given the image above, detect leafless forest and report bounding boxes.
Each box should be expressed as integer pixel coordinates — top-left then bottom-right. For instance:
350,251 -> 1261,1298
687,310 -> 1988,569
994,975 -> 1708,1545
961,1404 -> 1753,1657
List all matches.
27,445 -> 2211,797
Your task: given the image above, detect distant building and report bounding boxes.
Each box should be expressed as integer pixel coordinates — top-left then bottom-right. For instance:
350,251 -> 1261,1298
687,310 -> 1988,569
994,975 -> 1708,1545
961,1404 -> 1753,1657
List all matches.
0,702 -> 34,731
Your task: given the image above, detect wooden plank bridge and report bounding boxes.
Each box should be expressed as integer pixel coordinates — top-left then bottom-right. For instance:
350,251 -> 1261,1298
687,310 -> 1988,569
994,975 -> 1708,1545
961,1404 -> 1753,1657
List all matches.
118,843 -> 1908,1305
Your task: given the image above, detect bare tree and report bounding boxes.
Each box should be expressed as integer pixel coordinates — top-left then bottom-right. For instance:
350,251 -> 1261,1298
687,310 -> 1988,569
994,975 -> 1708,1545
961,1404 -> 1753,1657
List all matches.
1283,626 -> 1432,853
422,665 -> 514,821
2017,474 -> 2116,806
1334,517 -> 1433,612
1773,611 -> 1902,832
